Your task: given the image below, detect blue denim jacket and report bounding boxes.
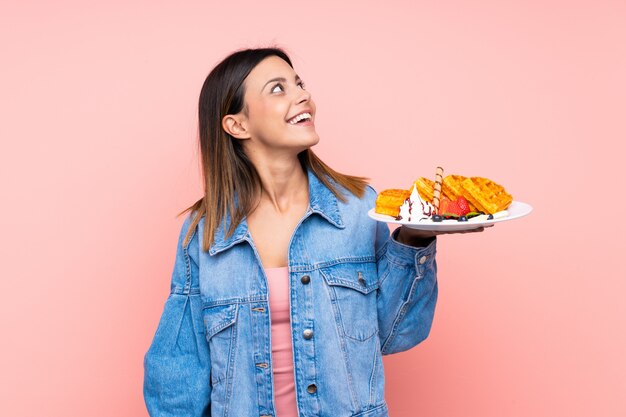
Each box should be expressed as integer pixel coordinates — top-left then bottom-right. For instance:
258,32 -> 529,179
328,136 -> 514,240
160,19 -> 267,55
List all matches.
143,166 -> 438,417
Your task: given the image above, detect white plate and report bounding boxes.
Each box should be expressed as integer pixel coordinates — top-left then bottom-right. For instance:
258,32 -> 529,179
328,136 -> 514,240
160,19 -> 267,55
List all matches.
367,201 -> 533,231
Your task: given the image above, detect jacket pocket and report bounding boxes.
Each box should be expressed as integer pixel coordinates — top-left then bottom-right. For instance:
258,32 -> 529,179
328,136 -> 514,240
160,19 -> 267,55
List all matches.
202,303 -> 239,386
320,261 -> 379,341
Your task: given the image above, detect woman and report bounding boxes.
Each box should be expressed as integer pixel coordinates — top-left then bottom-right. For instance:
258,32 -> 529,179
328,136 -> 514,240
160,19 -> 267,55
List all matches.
143,47 -> 487,417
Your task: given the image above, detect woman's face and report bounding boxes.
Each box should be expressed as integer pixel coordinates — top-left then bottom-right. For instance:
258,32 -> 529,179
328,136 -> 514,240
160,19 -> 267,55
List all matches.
223,56 -> 319,155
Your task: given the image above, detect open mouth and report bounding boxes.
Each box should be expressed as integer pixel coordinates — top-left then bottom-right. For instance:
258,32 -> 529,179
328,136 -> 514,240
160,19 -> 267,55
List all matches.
287,112 -> 313,125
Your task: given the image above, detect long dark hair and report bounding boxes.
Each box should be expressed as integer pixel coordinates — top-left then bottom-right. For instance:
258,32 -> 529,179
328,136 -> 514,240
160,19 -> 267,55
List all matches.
178,46 -> 369,252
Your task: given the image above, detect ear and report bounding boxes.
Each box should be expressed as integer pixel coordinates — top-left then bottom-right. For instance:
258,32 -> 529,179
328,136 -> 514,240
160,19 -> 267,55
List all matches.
222,114 -> 251,140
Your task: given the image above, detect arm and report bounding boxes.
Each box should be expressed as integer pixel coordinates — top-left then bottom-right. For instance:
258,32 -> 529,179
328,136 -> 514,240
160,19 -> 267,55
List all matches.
143,214 -> 211,417
375,220 -> 438,355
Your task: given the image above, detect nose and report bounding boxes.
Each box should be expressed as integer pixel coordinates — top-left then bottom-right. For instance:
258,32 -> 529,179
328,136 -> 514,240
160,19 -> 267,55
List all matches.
295,86 -> 311,104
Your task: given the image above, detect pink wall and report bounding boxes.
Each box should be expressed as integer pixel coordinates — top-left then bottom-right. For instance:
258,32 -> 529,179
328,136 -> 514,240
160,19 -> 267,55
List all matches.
1,1 -> 624,416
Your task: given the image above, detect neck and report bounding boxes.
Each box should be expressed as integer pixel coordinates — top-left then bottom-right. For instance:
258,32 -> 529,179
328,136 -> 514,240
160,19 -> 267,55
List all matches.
251,153 -> 309,214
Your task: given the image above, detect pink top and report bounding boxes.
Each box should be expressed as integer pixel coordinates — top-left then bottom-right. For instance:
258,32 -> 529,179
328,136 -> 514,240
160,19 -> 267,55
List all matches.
264,266 -> 298,417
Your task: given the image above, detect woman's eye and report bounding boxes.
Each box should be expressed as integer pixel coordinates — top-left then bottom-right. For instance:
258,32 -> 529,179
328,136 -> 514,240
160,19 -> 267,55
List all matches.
271,81 -> 306,93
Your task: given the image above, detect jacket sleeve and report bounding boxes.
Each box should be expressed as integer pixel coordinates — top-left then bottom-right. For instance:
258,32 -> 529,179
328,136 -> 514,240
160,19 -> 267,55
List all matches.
143,214 -> 212,417
372,198 -> 438,355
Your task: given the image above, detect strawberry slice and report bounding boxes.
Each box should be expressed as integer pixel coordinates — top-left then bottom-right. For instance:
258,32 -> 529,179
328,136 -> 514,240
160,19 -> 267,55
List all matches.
438,197 -> 462,217
456,196 -> 471,216
446,199 -> 463,216
438,197 -> 451,215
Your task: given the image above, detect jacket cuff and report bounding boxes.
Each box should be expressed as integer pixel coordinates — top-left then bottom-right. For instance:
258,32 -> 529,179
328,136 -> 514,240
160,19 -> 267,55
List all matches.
387,227 -> 437,269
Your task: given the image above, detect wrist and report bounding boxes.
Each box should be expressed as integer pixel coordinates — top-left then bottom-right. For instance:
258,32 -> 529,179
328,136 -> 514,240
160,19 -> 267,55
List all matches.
395,226 -> 436,247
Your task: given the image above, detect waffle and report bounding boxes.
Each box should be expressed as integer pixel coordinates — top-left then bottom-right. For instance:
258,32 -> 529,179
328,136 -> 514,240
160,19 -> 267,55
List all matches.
375,189 -> 410,217
377,174 -> 512,217
442,175 -> 478,211
413,177 -> 435,202
441,175 -> 464,201
412,174 -> 513,213
460,177 -> 512,214
414,175 -> 476,211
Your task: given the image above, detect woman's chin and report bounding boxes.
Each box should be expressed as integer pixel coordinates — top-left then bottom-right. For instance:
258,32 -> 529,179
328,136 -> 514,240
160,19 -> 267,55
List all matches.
301,135 -> 320,149
307,133 -> 320,145
287,132 -> 320,149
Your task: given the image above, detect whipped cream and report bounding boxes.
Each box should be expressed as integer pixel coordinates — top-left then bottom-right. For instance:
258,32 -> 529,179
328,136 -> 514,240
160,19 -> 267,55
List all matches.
396,184 -> 435,222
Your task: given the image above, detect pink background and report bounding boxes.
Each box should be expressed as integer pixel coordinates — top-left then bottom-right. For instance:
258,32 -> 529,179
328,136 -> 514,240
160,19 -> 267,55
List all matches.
1,1 -> 624,416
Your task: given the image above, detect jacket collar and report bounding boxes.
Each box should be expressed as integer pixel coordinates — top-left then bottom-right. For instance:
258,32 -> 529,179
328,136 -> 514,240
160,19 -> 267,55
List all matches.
208,165 -> 345,256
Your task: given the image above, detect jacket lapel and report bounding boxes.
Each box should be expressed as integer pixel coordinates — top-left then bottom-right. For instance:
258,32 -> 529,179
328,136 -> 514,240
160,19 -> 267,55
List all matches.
208,165 -> 345,256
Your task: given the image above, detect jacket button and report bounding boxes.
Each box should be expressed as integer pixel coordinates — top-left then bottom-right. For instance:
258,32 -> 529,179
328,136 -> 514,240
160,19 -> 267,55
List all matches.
303,329 -> 313,339
307,384 -> 317,394
301,275 -> 311,284
418,255 -> 428,264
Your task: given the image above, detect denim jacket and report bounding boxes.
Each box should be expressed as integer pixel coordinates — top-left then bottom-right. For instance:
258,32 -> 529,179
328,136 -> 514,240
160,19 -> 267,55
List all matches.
143,166 -> 438,417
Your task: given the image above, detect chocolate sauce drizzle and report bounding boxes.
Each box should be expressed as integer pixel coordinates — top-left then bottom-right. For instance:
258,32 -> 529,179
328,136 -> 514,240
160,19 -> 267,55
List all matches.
395,195 -> 433,222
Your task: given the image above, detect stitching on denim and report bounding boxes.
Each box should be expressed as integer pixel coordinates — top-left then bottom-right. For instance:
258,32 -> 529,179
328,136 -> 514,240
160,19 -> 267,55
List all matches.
352,401 -> 388,417
277,256 -> 378,273
385,251 -> 418,269
377,254 -> 413,297
376,262 -> 392,287
406,274 -> 421,304
202,295 -> 267,308
203,306 -> 237,339
290,295 -> 302,417
315,256 -> 377,269
204,316 -> 236,339
323,281 -> 359,410
319,268 -> 379,295
182,221 -> 197,295
249,303 -> 270,415
309,208 -> 345,229
210,237 -> 246,256
171,295 -> 190,351
223,303 -> 239,417
320,269 -> 379,342
368,333 -> 380,406
310,308 -> 322,413
212,373 -> 225,386
344,325 -> 379,342
171,286 -> 200,295
381,275 -> 420,354
183,242 -> 191,295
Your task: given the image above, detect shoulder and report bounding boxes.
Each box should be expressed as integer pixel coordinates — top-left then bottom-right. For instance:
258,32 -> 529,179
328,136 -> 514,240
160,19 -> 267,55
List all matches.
364,183 -> 379,204
178,211 -> 201,266
332,180 -> 379,214
179,212 -> 197,243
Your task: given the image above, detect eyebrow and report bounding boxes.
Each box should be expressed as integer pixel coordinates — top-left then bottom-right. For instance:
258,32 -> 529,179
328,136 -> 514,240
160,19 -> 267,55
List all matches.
261,74 -> 302,92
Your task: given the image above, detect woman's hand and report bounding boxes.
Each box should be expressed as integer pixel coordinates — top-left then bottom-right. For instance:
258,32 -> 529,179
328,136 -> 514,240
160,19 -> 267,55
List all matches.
395,224 -> 494,247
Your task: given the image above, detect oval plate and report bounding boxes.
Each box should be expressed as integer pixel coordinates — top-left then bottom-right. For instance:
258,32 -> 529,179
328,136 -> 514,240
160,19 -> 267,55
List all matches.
367,201 -> 533,231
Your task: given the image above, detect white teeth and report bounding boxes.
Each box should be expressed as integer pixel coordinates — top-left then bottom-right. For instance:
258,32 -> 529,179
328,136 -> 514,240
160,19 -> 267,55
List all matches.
288,112 -> 311,124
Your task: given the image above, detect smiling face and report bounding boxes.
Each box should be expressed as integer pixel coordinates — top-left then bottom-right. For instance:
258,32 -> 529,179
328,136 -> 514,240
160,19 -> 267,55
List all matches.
222,55 -> 319,157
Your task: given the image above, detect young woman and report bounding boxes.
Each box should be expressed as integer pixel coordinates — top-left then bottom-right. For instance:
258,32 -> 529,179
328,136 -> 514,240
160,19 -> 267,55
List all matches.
143,47 -> 488,417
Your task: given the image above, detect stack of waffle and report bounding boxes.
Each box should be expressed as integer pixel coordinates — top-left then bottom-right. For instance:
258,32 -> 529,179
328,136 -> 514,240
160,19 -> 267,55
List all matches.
373,189 -> 411,217
375,175 -> 512,217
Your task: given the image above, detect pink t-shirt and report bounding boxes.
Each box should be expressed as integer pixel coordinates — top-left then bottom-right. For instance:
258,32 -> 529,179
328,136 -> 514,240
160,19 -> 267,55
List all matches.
264,266 -> 299,417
